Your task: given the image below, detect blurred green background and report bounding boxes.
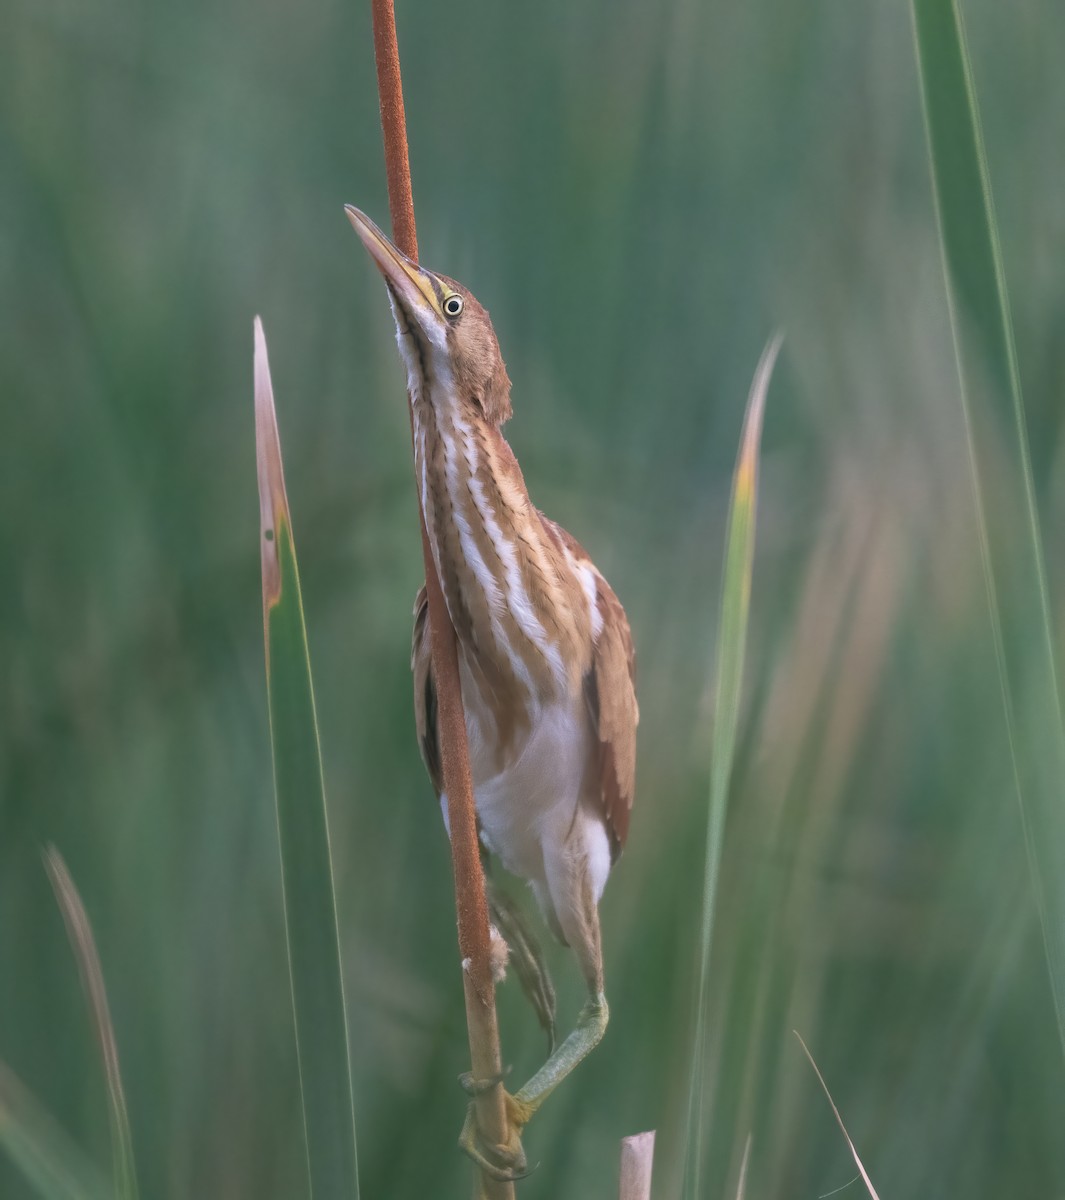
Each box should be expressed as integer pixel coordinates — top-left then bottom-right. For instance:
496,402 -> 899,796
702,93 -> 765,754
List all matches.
3,0 -> 1065,1196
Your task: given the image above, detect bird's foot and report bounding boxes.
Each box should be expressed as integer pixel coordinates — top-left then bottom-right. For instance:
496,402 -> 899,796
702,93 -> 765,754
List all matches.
458,1066 -> 510,1097
458,1084 -> 537,1182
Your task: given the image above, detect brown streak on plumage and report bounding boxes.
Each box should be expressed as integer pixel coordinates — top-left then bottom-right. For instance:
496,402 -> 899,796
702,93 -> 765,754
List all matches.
416,398 -> 543,763
411,586 -> 442,795
542,518 -> 638,860
479,430 -> 592,685
456,464 -> 553,699
417,396 -> 477,643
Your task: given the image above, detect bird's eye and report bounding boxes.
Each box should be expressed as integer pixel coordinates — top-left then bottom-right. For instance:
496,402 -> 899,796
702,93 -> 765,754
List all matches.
443,294 -> 463,319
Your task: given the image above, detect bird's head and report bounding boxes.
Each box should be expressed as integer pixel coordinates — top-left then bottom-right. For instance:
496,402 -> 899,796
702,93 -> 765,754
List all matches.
345,205 -> 512,427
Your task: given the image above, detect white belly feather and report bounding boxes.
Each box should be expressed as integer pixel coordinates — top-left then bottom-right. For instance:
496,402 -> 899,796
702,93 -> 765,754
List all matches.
438,677 -> 613,933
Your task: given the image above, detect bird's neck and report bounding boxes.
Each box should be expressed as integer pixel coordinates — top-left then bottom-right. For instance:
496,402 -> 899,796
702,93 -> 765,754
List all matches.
410,385 -> 593,718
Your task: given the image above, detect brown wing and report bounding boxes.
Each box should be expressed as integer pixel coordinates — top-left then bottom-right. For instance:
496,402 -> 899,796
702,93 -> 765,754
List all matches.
411,585 -> 442,796
539,517 -> 639,862
584,573 -> 638,861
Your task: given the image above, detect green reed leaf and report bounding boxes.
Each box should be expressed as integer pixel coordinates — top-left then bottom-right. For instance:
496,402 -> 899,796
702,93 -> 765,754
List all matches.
0,1062 -> 113,1200
254,318 -> 360,1199
684,334 -> 783,1200
912,0 -> 1065,1058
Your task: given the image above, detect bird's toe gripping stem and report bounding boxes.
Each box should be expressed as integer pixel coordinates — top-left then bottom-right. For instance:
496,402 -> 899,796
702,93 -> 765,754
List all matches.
458,1067 -> 509,1096
458,1083 -> 537,1182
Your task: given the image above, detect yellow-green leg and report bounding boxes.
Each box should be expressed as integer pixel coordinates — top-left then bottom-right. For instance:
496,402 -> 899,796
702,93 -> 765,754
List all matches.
513,991 -> 608,1116
458,992 -> 609,1181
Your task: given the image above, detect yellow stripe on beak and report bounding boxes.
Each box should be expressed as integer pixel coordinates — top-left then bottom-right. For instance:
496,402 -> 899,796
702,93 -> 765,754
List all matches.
344,205 -> 441,321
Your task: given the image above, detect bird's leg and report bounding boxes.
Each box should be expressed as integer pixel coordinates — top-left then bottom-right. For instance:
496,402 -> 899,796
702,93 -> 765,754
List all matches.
456,993 -> 608,1181
455,859 -> 555,1183
510,851 -> 611,1122
504,838 -> 611,1123
510,989 -> 608,1123
458,858 -> 609,1179
483,865 -> 557,1053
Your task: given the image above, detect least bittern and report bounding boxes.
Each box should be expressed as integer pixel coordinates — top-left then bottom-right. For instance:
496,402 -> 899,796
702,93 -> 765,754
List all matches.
346,206 -> 638,1181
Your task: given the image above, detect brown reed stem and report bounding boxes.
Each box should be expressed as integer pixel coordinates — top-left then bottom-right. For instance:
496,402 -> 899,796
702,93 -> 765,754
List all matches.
368,4 -> 514,1196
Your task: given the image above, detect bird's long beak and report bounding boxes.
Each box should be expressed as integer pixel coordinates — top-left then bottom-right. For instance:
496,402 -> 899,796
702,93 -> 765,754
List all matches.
344,205 -> 441,324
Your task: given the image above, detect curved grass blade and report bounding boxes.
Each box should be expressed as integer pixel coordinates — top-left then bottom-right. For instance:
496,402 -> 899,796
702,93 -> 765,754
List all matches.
912,0 -> 1065,1057
684,334 -> 783,1199
794,1033 -> 880,1200
254,317 -> 360,1199
0,1061 -> 113,1200
42,847 -> 137,1200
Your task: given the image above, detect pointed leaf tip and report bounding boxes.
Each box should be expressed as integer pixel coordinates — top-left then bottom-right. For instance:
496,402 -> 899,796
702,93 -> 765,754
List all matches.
254,318 -> 286,615
736,331 -> 783,502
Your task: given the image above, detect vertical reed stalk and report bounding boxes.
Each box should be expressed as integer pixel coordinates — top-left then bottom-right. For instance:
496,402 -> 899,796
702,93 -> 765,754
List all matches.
368,4 -> 513,1196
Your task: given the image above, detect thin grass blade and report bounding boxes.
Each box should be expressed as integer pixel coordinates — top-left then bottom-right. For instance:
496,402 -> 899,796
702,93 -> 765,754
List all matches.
684,333 -> 783,1199
733,1134 -> 752,1200
794,1033 -> 880,1200
254,317 -> 360,1199
42,847 -> 137,1200
912,0 -> 1065,1056
0,1062 -> 113,1200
